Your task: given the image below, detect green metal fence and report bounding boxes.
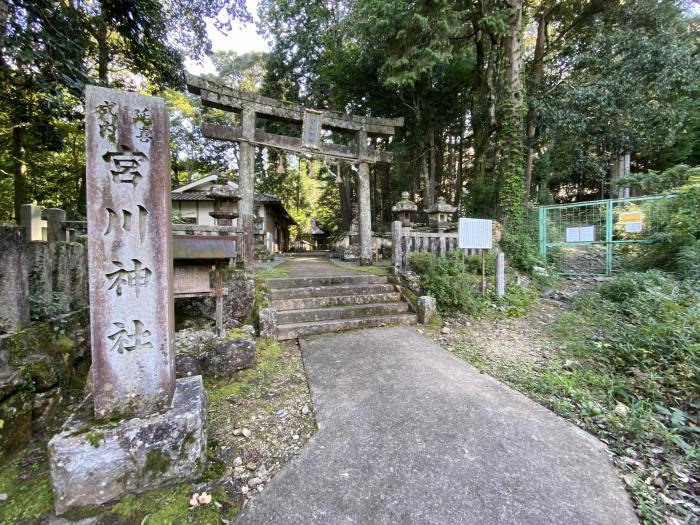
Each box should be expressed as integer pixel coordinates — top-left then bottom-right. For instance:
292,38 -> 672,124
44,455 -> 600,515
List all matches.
538,194 -> 677,276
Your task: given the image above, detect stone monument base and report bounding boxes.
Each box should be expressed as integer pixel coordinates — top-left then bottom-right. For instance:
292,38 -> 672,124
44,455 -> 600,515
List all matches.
48,375 -> 208,515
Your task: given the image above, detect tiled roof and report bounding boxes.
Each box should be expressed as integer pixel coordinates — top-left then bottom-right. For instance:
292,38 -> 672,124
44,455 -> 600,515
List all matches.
172,191 -> 213,201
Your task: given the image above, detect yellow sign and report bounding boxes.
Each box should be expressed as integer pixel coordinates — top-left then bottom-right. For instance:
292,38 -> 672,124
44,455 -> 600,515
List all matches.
618,211 -> 643,224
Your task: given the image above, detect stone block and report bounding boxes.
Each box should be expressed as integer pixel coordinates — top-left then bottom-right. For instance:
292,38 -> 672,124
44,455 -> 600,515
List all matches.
176,352 -> 203,378
417,296 -> 437,325
223,272 -> 255,327
258,308 -> 277,339
32,387 -> 62,431
48,376 -> 208,515
0,225 -> 29,333
202,339 -> 255,378
85,86 -> 175,419
27,241 -> 52,305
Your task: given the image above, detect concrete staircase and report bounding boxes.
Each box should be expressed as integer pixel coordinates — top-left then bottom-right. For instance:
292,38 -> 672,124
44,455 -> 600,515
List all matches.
266,274 -> 416,340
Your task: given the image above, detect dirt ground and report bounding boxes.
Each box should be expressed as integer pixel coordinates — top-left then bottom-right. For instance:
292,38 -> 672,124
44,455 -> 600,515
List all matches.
423,277 -> 603,366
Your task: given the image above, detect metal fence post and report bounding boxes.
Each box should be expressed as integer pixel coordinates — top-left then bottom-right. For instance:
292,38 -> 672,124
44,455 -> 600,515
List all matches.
605,200 -> 613,276
538,207 -> 546,259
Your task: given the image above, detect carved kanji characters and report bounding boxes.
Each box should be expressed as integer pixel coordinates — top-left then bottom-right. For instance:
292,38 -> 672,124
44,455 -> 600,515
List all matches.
105,259 -> 152,296
96,100 -> 118,143
107,320 -> 153,354
102,145 -> 148,187
133,108 -> 153,143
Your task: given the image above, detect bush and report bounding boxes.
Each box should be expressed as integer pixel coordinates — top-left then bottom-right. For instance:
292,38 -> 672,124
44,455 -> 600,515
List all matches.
501,210 -> 542,273
618,164 -> 700,195
408,252 -> 489,315
407,251 -> 539,316
583,271 -> 699,409
637,180 -> 700,278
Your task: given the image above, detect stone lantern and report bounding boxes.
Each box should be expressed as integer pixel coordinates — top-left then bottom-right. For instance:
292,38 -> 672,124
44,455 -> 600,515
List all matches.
207,181 -> 240,226
392,191 -> 418,227
425,196 -> 457,232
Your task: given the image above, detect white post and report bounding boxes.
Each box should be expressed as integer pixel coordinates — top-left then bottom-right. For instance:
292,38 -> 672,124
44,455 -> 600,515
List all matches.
496,248 -> 506,297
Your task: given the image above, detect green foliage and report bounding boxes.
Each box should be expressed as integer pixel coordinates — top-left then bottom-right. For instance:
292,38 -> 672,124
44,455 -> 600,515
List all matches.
618,164 -> 700,195
408,252 -> 489,315
590,271 -> 700,403
637,179 -> 700,278
500,210 -> 542,273
449,270 -> 699,523
408,251 -> 539,316
29,292 -> 70,322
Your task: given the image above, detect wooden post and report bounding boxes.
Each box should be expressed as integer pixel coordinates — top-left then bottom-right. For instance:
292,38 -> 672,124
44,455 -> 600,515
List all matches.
239,106 -> 256,269
214,266 -> 224,337
391,220 -> 403,269
46,208 -> 66,245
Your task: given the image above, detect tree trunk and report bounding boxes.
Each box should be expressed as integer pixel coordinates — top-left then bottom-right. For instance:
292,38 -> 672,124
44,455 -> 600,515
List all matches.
423,126 -> 436,206
434,129 -> 444,199
469,26 -> 498,216
12,126 -> 27,222
95,15 -> 110,85
338,164 -> 353,231
455,115 -> 465,214
497,0 -> 525,229
523,15 -> 546,214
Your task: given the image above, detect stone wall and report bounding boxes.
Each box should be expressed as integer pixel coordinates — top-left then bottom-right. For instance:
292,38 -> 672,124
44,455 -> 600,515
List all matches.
0,310 -> 90,458
0,224 -> 88,333
0,225 -> 91,458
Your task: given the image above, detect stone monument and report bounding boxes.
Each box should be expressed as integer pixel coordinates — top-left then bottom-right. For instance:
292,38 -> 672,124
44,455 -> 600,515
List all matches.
48,86 -> 207,515
425,196 -> 457,232
392,191 -> 418,227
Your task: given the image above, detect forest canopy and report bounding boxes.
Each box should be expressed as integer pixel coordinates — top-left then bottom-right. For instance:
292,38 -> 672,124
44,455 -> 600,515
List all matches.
1,0 -> 698,239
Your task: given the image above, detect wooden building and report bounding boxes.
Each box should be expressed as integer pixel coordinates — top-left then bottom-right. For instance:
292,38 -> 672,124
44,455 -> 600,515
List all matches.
172,174 -> 295,254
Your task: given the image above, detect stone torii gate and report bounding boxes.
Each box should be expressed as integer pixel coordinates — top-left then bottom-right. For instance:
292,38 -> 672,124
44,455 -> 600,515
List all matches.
186,74 -> 403,267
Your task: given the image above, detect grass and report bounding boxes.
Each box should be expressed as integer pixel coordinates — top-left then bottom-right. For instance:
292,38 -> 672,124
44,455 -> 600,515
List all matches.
330,259 -> 390,276
0,449 -> 54,523
443,271 -> 699,524
255,266 -> 289,279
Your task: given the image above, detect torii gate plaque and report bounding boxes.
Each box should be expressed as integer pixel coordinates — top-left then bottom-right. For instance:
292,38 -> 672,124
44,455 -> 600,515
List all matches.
186,74 -> 403,266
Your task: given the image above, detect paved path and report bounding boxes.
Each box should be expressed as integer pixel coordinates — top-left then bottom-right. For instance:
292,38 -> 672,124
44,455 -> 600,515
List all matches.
236,327 -> 638,525
279,254 -> 369,278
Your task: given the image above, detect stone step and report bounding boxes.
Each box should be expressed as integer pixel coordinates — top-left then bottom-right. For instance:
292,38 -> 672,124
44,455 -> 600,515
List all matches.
277,313 -> 417,341
271,292 -> 403,311
277,302 -> 410,324
270,283 -> 396,301
265,274 -> 388,290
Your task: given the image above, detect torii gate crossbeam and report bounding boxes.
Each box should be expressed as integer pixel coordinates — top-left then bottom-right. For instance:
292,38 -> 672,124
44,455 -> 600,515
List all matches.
186,74 -> 403,267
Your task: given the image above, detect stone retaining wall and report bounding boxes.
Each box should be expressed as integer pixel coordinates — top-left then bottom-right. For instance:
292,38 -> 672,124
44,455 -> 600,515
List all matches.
0,309 -> 90,458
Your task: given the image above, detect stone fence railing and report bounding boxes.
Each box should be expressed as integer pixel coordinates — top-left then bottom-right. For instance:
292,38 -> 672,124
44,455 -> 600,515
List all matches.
0,224 -> 88,335
391,221 -> 487,269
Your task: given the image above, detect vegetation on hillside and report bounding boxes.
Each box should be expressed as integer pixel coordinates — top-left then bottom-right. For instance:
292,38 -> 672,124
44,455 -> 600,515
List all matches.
437,270 -> 699,523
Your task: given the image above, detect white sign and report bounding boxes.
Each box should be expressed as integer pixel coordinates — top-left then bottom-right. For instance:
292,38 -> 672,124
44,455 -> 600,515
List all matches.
565,226 -> 596,242
625,222 -> 642,233
458,218 -> 492,250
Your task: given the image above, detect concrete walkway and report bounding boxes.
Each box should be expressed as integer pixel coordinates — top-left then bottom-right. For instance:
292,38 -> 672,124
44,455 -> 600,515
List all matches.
236,327 -> 638,525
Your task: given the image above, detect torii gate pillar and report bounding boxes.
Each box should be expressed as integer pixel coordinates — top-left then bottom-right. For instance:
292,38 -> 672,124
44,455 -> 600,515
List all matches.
357,130 -> 372,264
239,106 -> 256,268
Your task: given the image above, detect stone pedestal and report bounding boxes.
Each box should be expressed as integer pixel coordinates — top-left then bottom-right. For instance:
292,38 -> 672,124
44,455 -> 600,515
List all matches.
417,296 -> 437,324
259,307 -> 278,339
48,376 -> 208,515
